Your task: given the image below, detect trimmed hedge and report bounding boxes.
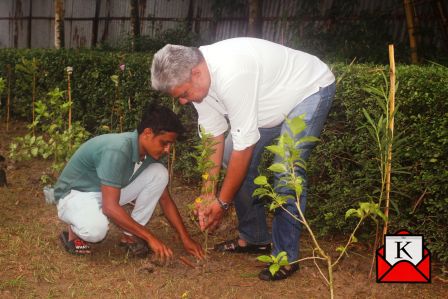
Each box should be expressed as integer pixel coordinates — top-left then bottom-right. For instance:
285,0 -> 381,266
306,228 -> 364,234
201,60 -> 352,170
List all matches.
0,50 -> 446,262
308,63 -> 448,263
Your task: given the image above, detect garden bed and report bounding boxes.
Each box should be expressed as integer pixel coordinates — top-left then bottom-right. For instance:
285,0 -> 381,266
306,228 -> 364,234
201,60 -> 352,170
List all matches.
0,121 -> 446,298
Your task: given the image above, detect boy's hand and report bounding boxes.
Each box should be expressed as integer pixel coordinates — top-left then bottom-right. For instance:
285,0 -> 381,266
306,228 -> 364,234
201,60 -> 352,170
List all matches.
147,237 -> 173,262
181,237 -> 205,259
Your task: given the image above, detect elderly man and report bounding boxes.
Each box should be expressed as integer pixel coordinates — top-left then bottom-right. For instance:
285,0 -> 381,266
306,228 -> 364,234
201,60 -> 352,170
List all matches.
151,37 -> 335,280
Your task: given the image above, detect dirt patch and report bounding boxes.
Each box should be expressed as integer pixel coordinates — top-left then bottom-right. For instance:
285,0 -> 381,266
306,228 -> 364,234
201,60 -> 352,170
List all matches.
1,122 -> 447,298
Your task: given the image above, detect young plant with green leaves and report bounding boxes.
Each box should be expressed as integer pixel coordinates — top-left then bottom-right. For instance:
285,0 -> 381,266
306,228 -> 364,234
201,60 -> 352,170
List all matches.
361,70 -> 405,275
253,114 -> 385,299
9,87 -> 89,183
188,126 -> 220,251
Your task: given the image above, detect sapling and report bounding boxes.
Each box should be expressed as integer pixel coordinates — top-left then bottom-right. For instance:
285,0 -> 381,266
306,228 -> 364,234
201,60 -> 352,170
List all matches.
361,69 -> 404,276
189,127 -> 220,252
9,87 -> 89,182
253,114 -> 385,299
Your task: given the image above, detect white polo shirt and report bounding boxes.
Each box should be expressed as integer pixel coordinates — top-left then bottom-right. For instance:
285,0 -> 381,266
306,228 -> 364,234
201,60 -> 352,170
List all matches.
193,37 -> 335,151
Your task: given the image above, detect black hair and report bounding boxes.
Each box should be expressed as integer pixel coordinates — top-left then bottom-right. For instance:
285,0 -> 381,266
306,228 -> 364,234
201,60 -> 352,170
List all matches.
137,103 -> 185,136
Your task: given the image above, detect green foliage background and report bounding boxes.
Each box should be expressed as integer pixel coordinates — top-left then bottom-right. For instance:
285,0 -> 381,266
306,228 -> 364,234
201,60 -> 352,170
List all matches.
0,50 -> 446,263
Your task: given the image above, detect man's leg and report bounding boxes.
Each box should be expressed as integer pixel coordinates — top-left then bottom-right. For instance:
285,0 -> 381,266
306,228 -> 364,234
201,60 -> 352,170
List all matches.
223,126 -> 281,246
57,190 -> 109,244
120,163 -> 169,233
271,82 -> 336,263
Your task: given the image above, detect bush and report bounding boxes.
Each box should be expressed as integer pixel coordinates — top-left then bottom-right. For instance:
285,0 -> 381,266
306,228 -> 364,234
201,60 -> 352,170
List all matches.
307,63 -> 448,262
0,49 -> 446,262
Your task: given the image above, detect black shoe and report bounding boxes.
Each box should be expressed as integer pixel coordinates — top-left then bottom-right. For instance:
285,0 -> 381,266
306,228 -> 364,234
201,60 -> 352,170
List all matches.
214,238 -> 271,254
258,263 -> 299,281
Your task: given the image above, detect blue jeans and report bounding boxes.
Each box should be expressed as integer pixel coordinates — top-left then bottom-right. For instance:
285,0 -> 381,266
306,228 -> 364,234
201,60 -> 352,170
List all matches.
222,82 -> 336,262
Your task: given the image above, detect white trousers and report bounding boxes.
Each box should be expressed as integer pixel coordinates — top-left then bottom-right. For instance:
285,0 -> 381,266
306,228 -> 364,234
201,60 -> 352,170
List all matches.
57,163 -> 169,242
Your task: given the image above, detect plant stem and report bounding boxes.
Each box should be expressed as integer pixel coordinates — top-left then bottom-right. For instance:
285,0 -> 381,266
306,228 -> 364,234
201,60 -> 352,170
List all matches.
332,217 -> 365,267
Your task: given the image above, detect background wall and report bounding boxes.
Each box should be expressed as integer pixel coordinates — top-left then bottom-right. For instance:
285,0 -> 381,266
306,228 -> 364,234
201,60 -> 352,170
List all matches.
1,0 -> 447,53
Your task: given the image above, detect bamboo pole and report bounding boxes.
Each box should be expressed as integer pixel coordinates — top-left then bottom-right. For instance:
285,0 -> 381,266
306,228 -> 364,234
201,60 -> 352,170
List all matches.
382,44 -> 396,238
403,0 -> 419,64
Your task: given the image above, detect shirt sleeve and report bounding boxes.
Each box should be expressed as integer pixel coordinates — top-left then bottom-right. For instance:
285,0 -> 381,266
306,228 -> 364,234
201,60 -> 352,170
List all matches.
96,149 -> 132,188
193,100 -> 229,137
218,57 -> 261,151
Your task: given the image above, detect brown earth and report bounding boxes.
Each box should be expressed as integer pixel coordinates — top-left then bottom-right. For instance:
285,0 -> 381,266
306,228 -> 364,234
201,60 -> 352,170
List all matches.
1,121 -> 447,299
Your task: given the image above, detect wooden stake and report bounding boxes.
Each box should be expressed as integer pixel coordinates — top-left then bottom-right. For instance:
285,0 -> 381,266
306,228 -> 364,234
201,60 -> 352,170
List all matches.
382,44 -> 396,238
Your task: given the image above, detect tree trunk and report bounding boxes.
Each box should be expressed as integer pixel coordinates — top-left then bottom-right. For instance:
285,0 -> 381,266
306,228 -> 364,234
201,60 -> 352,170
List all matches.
186,0 -> 195,32
247,0 -> 263,38
54,0 -> 64,49
403,0 -> 419,64
27,0 -> 33,48
130,0 -> 141,51
435,0 -> 448,50
92,0 -> 101,47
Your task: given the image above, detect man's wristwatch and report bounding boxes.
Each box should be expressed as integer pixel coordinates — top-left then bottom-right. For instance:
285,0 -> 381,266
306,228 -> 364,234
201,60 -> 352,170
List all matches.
216,197 -> 231,211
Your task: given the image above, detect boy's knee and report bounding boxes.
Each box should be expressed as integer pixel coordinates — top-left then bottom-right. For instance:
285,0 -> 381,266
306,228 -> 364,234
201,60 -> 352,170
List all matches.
75,216 -> 109,243
148,163 -> 169,185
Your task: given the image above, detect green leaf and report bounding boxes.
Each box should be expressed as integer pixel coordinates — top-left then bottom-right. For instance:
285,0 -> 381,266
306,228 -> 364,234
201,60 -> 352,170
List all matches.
268,163 -> 287,173
254,176 -> 268,186
265,145 -> 285,158
295,136 -> 320,146
336,246 -> 345,253
252,188 -> 268,198
269,263 -> 280,276
31,147 -> 38,157
288,115 -> 306,136
257,255 -> 273,263
345,208 -> 358,219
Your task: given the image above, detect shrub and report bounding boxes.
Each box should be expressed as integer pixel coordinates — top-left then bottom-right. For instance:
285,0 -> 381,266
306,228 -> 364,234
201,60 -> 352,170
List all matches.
1,49 -> 446,262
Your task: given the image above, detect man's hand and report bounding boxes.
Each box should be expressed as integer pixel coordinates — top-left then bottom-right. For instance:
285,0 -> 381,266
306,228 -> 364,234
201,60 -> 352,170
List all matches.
202,201 -> 225,231
181,236 -> 205,259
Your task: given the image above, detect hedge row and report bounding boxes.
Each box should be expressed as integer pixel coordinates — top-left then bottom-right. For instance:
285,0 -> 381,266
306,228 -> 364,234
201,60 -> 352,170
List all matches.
0,49 -> 446,262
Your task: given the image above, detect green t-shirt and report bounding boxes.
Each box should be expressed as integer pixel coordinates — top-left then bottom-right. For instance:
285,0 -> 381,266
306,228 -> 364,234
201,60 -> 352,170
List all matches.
54,131 -> 155,201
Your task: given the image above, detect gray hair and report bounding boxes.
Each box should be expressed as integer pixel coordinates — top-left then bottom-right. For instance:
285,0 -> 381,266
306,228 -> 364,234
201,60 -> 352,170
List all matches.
151,44 -> 203,93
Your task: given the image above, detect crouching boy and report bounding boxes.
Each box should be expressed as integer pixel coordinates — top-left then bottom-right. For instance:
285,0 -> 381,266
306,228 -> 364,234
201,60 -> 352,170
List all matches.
54,104 -> 204,260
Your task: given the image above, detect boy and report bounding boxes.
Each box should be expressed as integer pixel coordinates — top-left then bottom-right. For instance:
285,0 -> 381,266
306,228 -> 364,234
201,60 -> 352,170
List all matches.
54,104 -> 204,260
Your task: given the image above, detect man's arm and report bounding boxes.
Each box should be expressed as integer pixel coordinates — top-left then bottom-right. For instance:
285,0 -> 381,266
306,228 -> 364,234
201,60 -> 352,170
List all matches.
101,185 -> 173,260
158,188 -> 205,259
